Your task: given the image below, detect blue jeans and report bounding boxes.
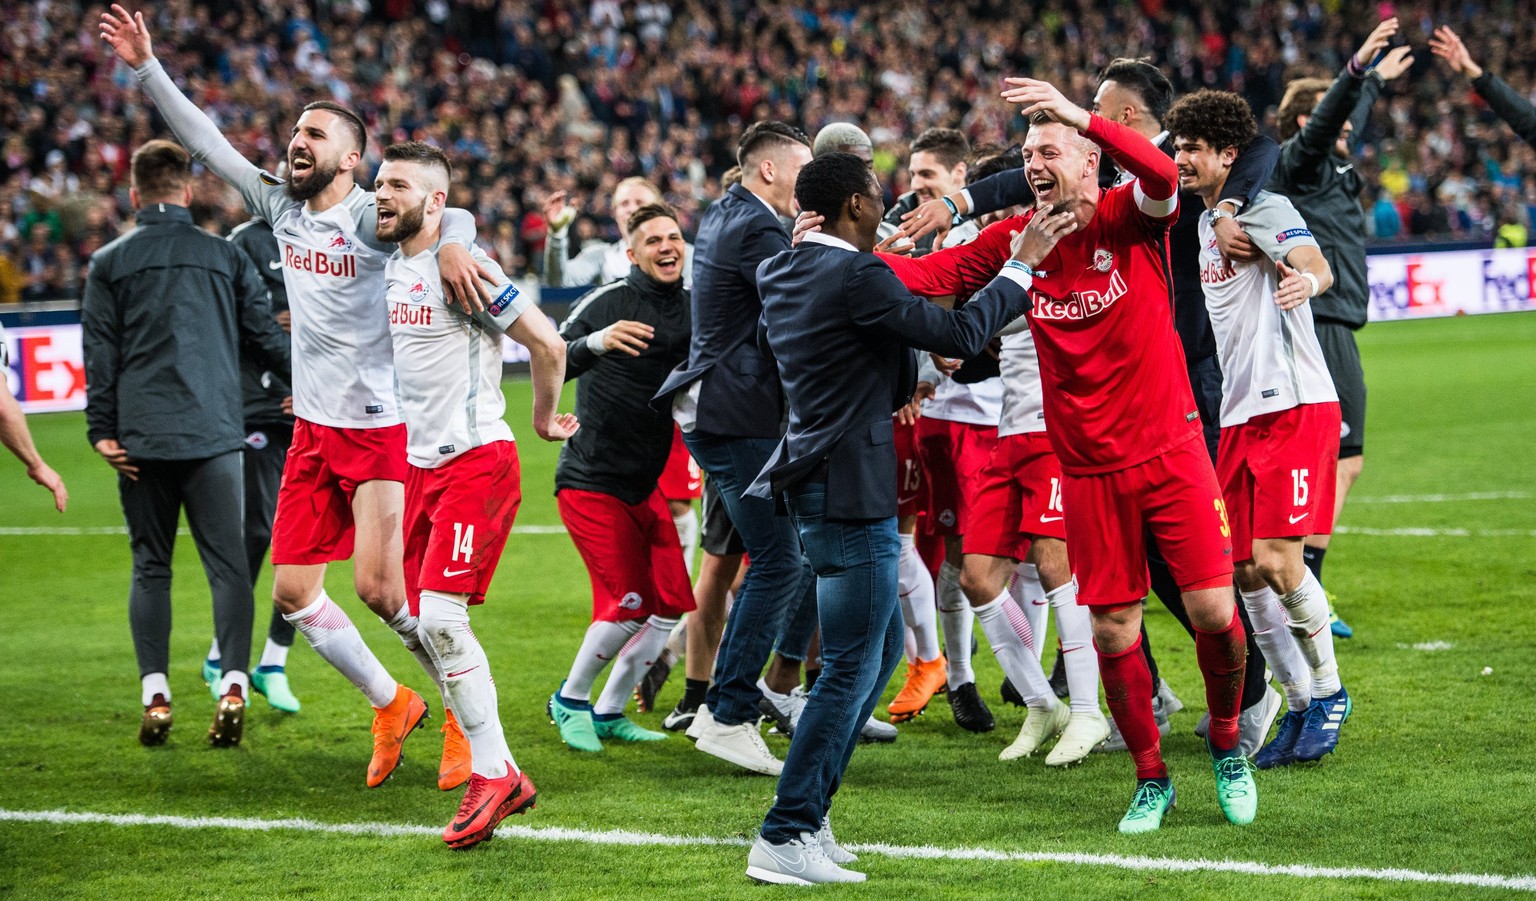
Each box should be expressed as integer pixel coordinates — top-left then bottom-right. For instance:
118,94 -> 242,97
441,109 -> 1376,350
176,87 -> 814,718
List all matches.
761,481 -> 903,844
683,431 -> 813,726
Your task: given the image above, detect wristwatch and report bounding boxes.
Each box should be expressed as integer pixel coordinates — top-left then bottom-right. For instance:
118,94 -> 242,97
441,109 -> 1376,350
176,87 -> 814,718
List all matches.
1209,207 -> 1237,224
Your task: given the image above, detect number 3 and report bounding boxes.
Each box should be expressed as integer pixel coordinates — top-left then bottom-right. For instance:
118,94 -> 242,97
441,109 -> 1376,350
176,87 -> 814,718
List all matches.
1214,498 -> 1231,538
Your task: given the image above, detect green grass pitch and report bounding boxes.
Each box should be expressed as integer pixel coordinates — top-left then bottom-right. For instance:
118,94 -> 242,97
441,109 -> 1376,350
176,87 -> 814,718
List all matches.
1,311 -> 1534,898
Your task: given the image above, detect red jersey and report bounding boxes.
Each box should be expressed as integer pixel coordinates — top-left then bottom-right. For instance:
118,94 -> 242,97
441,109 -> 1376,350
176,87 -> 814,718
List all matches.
884,115 -> 1197,476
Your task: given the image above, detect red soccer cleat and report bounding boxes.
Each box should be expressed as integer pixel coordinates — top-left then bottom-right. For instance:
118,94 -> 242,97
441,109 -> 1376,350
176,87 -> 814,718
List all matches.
443,766 -> 537,849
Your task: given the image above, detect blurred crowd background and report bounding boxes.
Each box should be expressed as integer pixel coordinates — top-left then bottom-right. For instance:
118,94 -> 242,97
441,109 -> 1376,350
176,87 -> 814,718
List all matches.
4,0 -> 1536,302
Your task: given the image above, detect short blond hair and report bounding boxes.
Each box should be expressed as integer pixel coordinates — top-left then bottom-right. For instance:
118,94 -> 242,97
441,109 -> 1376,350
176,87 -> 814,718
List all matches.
1278,78 -> 1332,141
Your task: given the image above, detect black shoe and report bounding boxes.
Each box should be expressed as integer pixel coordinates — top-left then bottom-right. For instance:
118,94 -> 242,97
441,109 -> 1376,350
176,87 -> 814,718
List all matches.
1000,677 -> 1026,707
633,654 -> 672,714
661,701 -> 697,732
948,682 -> 995,733
1048,650 -> 1070,700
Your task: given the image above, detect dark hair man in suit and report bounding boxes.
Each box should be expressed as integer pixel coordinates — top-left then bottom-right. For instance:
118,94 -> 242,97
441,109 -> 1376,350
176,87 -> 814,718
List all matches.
741,152 -> 1066,885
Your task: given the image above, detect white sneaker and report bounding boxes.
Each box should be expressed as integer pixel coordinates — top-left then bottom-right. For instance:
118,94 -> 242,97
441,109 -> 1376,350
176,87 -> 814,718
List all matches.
685,703 -> 713,742
817,815 -> 858,864
1238,685 -> 1283,757
1096,701 -> 1173,753
1000,698 -> 1070,761
697,719 -> 783,776
746,833 -> 865,885
1044,709 -> 1112,767
1156,679 -> 1184,716
859,715 -> 898,743
758,685 -> 808,736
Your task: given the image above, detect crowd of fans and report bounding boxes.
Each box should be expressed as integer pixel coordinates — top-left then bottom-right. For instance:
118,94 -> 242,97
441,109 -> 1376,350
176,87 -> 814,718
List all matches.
4,0 -> 1536,302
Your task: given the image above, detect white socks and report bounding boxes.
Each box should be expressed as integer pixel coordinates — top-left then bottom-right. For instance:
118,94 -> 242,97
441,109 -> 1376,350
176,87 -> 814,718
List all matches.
385,604 -> 448,712
973,591 -> 1053,708
258,638 -> 291,670
1007,562 -> 1048,662
594,615 -> 680,716
1278,570 -> 1342,699
561,619 -> 642,703
142,672 -> 170,706
417,592 -> 514,779
206,638 -> 220,663
938,561 -> 975,688
897,533 -> 941,662
673,509 -> 699,577
1239,585 -> 1311,711
1046,581 -> 1099,713
217,670 -> 250,697
284,590 -> 397,708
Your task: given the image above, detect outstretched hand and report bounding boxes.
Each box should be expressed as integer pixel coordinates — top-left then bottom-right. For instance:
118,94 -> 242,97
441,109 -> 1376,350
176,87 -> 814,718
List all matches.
100,5 -> 154,67
1000,78 -> 1090,132
1353,18 -> 1399,70
1429,26 -> 1483,79
1374,45 -> 1414,82
900,198 -> 958,244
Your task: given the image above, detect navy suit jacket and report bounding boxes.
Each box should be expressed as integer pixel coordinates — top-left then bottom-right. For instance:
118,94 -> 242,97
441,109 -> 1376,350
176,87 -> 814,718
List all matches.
652,183 -> 789,438
746,240 -> 1032,520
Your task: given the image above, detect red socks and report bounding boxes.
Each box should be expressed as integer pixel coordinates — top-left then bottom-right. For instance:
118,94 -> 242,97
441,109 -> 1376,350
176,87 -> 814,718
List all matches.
1097,635 -> 1166,780
1194,608 -> 1248,752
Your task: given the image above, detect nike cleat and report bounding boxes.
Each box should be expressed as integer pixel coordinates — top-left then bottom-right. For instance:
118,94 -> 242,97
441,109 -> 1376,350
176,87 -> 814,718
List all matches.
139,695 -> 173,747
633,652 -> 673,714
439,709 -> 472,791
887,656 -> 948,723
1044,709 -> 1112,767
1210,741 -> 1258,825
1254,709 -> 1307,769
999,698 -> 1070,761
947,682 -> 995,733
367,685 -> 429,787
252,666 -> 300,713
1000,676 -> 1027,708
1118,778 -> 1175,834
662,701 -> 699,733
443,766 -> 537,850
547,688 -> 603,752
202,658 -> 221,702
758,687 -> 808,737
746,833 -> 865,885
208,687 -> 245,748
593,714 -> 667,742
1293,687 -> 1351,762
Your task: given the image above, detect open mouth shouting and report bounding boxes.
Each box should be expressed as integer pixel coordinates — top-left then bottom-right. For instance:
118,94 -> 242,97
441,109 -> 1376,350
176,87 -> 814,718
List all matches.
653,249 -> 681,279
1032,176 -> 1059,205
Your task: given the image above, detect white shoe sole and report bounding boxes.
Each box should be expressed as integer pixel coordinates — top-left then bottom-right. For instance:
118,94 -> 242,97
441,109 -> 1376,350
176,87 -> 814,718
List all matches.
697,732 -> 782,776
746,866 -> 814,886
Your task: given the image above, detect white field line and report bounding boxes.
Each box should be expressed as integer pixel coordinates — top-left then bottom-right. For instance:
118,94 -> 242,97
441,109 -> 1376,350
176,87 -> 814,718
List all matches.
1333,526 -> 1536,538
1349,491 -> 1530,504
0,524 -> 570,537
1,808 -> 1534,892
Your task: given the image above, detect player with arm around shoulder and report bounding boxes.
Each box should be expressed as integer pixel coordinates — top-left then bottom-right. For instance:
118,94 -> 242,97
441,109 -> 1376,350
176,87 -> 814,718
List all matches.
1168,90 -> 1351,770
375,142 -> 576,849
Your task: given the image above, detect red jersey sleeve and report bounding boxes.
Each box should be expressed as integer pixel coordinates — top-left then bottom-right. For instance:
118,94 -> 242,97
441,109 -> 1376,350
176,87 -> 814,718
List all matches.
1084,114 -> 1179,220
880,214 -> 1024,301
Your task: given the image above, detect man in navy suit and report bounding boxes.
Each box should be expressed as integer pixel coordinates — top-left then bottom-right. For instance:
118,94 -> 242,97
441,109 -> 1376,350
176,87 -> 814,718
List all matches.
652,122 -> 814,775
741,152 -> 1074,885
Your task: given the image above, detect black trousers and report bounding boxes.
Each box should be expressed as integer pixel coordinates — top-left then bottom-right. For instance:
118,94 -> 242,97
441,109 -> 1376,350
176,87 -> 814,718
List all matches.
122,451 -> 252,680
242,424 -> 295,648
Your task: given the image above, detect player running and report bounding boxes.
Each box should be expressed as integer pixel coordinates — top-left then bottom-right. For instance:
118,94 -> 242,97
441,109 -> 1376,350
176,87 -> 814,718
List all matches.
1166,90 -> 1351,768
102,6 -> 499,788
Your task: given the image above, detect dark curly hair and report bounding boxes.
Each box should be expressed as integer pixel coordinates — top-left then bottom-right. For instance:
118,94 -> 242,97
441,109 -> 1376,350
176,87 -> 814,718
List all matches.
793,152 -> 875,225
1163,89 -> 1258,153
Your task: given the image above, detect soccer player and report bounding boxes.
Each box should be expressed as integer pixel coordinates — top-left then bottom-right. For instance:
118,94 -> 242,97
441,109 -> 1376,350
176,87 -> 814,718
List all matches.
374,141 -> 572,847
883,79 -> 1256,834
543,176 -> 696,290
102,6 -> 498,787
1166,89 -> 1352,767
549,202 -> 696,752
1269,18 -> 1414,638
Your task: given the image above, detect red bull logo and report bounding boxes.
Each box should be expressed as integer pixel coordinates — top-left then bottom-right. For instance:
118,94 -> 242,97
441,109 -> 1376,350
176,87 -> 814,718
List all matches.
328,230 -> 355,252
408,280 -> 428,303
390,302 -> 432,326
284,244 -> 357,278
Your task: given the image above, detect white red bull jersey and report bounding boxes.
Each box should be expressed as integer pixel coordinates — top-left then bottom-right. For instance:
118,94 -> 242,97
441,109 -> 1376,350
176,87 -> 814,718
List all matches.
997,320 -> 1047,437
386,242 -> 533,468
1197,191 -> 1338,427
924,214 -> 1004,427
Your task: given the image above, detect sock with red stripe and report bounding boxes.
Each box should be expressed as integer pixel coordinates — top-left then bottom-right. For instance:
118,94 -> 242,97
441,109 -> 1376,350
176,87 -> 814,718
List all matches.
1194,607 -> 1248,752
1097,635 -> 1166,779
418,592 -> 513,778
560,619 -> 640,703
284,591 -> 396,708
1007,562 -> 1048,662
973,591 -> 1053,709
594,615 -> 680,716
1278,570 -> 1341,698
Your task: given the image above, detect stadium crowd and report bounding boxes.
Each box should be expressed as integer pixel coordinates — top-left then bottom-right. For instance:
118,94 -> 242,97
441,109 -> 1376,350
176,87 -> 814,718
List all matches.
4,0 -> 1536,302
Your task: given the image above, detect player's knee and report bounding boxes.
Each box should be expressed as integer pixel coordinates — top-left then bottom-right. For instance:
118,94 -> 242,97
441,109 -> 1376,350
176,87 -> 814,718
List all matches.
417,594 -> 468,656
957,565 -> 995,605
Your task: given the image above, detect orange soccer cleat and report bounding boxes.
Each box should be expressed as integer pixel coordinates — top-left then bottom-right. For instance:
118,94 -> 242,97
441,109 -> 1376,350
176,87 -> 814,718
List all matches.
366,685 -> 428,787
439,709 -> 472,791
443,766 -> 537,849
886,655 -> 949,723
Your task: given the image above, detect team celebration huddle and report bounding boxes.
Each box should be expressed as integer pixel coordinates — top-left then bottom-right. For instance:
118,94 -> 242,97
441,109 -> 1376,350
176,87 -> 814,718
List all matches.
76,4 -> 1533,886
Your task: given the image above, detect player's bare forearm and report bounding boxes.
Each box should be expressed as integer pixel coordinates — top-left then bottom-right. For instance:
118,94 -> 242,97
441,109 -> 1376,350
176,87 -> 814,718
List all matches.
0,391 -> 45,471
509,307 -> 576,440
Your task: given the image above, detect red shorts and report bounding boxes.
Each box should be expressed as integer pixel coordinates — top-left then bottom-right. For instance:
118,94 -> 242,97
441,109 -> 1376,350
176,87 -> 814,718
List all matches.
558,488 -> 697,622
1217,402 -> 1340,561
270,419 -> 408,565
963,432 -> 1066,560
1063,435 -> 1234,608
916,417 -> 999,535
402,441 -> 522,613
657,427 -> 703,501
894,418 -> 924,518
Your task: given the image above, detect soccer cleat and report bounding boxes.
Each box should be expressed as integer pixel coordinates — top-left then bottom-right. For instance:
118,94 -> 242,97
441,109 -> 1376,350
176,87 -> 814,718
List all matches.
367,685 -> 429,787
684,703 -> 713,741
886,656 -> 948,723
439,710 -> 472,791
1044,709 -> 1112,767
1156,679 -> 1184,716
999,698 -> 1070,761
139,695 -> 173,747
208,687 -> 245,747
859,715 -> 898,744
662,701 -> 699,733
817,815 -> 858,864
1210,742 -> 1258,825
696,719 -> 783,776
1254,709 -> 1307,769
1327,592 -> 1353,638
1048,652 -> 1069,700
947,682 -> 995,733
593,714 -> 668,742
633,652 -> 673,714
443,766 -> 537,850
758,687 -> 808,737
202,658 -> 221,702
1238,685 -> 1284,758
1000,677 -> 1026,708
547,690 -> 603,753
1096,696 -> 1173,753
1118,778 -> 1175,834
746,833 -> 866,885
1292,687 -> 1351,762
251,667 -> 300,713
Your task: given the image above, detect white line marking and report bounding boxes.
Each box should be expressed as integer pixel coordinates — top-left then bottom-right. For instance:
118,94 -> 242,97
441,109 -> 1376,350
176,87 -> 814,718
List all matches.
1396,641 -> 1455,651
0,524 -> 571,537
1350,491 -> 1530,504
2,808 -> 1533,892
1333,526 -> 1536,538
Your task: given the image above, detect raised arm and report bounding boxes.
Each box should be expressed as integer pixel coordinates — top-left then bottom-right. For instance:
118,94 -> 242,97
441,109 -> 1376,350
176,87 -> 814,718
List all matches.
881,216 -> 1016,299
1432,26 -> 1536,149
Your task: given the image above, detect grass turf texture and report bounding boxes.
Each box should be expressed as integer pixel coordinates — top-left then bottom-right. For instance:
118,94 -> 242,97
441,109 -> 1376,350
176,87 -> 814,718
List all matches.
1,311 -> 1534,899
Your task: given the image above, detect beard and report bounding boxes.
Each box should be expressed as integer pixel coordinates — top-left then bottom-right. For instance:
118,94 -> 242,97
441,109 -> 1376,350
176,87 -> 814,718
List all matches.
376,196 -> 428,244
284,156 -> 340,202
